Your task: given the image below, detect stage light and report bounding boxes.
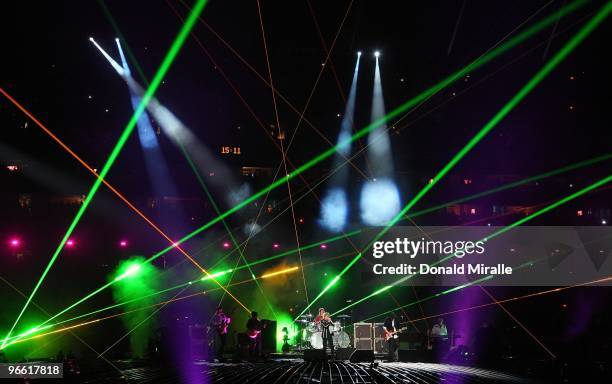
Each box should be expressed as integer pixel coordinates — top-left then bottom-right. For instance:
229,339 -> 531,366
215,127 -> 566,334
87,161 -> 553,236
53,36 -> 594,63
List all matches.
8,238 -> 21,248
273,243 -> 280,249
65,239 -> 75,248
222,242 -> 231,249
360,53 -> 400,225
602,219 -> 608,225
320,244 -> 328,250
360,179 -> 401,225
89,36 -> 124,75
374,50 -> 380,57
318,53 -> 361,233
119,240 -> 128,248
319,187 -> 348,232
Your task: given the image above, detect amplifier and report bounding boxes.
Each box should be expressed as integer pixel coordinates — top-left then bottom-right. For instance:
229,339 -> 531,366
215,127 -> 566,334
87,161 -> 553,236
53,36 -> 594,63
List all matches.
373,323 -> 388,354
353,323 -> 372,350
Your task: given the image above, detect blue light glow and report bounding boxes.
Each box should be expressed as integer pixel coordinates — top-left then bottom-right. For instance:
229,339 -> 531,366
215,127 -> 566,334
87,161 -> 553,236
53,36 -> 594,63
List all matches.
319,187 -> 348,232
360,179 -> 400,225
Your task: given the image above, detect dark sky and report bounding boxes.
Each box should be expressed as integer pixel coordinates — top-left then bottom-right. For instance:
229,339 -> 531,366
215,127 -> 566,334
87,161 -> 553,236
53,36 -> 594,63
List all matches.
1,0 -> 611,197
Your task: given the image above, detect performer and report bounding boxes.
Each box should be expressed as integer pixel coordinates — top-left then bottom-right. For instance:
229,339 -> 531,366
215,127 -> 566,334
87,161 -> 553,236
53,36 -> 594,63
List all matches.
431,318 -> 448,337
246,311 -> 262,357
209,306 -> 231,359
383,314 -> 399,362
430,317 -> 450,357
314,308 -> 334,356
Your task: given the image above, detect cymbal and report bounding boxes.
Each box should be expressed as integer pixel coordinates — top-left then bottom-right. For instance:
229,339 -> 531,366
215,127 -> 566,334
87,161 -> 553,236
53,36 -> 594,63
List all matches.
336,314 -> 351,318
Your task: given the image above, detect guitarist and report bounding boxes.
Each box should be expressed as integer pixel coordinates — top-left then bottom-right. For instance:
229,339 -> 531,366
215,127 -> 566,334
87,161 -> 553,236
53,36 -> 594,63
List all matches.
210,306 -> 231,359
383,314 -> 399,362
246,311 -> 262,357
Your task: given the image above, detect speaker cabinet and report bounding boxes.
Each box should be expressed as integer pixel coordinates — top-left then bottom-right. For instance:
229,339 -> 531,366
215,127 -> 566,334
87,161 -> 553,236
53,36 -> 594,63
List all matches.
353,322 -> 372,350
261,320 -> 276,354
373,323 -> 388,354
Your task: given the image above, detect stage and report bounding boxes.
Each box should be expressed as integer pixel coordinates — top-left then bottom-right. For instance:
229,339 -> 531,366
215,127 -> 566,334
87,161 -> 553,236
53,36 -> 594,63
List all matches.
18,358 -> 527,383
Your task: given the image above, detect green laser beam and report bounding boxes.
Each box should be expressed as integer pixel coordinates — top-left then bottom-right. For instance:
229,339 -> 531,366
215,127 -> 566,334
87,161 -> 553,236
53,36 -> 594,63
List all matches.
0,0 -> 208,349
6,2 -> 587,345
298,0 -> 612,320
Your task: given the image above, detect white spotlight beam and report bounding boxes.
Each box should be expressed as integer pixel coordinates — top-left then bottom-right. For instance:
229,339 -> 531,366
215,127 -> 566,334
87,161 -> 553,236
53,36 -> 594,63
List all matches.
89,37 -> 124,75
367,50 -> 393,176
336,53 -> 362,157
319,53 -> 362,232
115,38 -> 131,77
360,49 -> 400,226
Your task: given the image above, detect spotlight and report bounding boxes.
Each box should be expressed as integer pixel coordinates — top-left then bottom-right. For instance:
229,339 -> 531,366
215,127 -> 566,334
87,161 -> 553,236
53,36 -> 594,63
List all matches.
602,219 -> 608,225
119,240 -> 128,248
320,244 -> 328,250
357,51 -> 362,56
374,50 -> 380,58
273,243 -> 280,249
319,187 -> 348,232
89,37 -> 94,42
8,238 -> 21,248
222,242 -> 231,249
115,37 -> 119,42
65,238 -> 75,248
360,179 -> 400,225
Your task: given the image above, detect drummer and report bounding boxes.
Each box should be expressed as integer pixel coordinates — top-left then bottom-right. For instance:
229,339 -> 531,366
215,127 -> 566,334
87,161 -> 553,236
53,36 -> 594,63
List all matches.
314,307 -> 334,356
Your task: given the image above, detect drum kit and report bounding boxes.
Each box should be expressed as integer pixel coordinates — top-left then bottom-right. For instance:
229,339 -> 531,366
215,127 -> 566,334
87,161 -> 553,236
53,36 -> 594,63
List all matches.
294,313 -> 352,350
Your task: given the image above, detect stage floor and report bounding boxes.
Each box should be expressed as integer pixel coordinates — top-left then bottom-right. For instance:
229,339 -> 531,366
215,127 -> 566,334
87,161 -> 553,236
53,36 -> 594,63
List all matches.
26,359 -> 529,383
195,360 -> 528,383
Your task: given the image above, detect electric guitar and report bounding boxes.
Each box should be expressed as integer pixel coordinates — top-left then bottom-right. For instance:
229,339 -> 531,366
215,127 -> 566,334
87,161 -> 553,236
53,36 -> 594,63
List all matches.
246,319 -> 269,338
383,326 -> 408,341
